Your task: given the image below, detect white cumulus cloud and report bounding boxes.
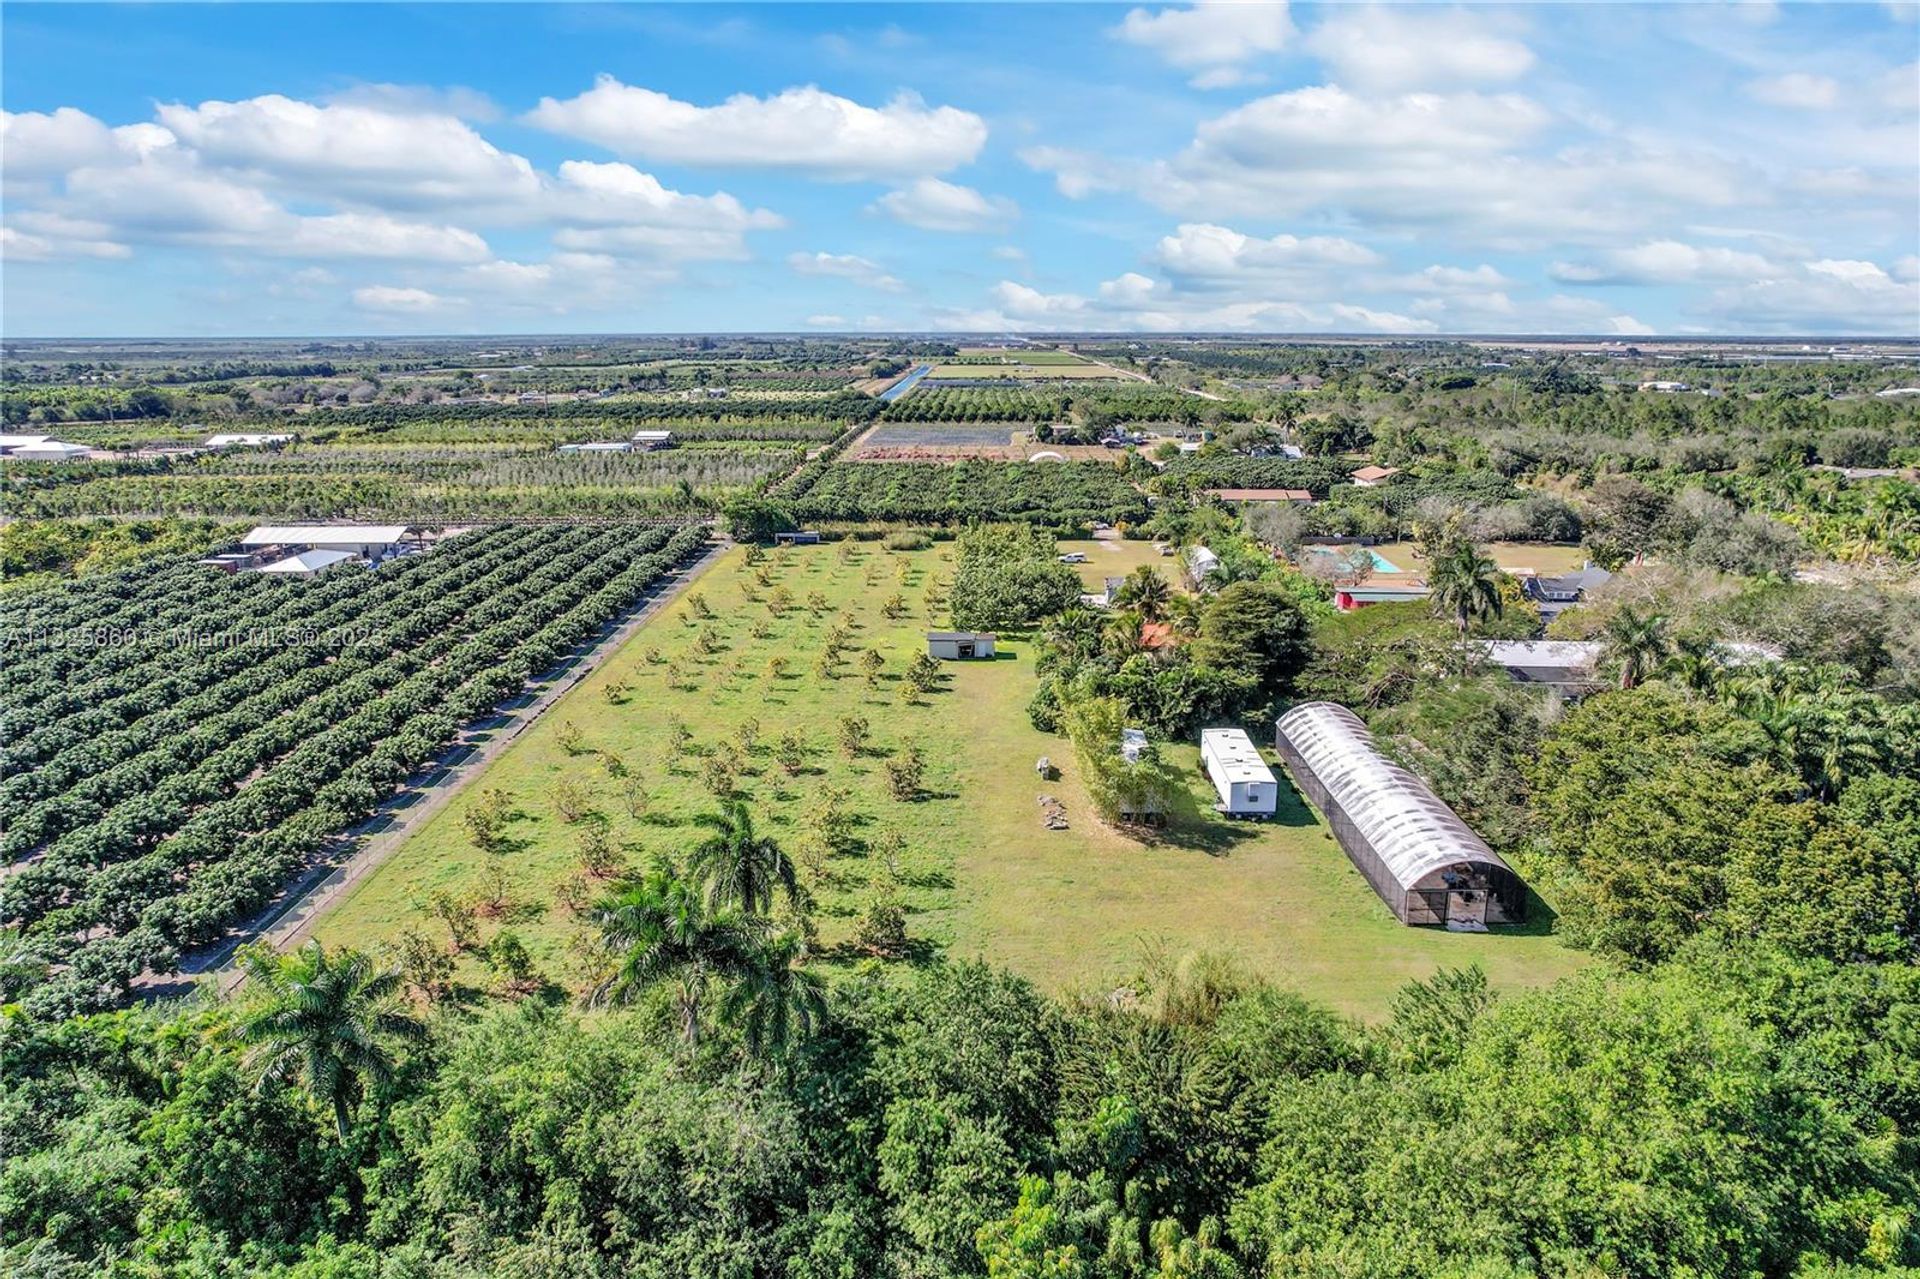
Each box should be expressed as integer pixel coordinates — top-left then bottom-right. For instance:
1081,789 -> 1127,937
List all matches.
1550,239 -> 1777,284
874,178 -> 1017,232
353,285 -> 448,313
1150,222 -> 1383,289
154,94 -> 540,206
1113,2 -> 1293,86
526,77 -> 985,180
1305,7 -> 1535,92
787,251 -> 905,291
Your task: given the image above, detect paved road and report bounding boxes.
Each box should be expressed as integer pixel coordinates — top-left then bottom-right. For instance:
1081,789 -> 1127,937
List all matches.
193,536 -> 732,993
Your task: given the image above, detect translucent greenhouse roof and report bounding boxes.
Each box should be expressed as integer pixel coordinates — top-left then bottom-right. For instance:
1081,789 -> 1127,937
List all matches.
1276,702 -> 1512,891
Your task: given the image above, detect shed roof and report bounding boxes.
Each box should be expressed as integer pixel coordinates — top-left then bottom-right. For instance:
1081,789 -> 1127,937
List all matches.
926,631 -> 996,642
1350,465 -> 1402,482
256,549 -> 358,574
242,525 -> 411,546
1276,702 -> 1511,891
1480,639 -> 1601,668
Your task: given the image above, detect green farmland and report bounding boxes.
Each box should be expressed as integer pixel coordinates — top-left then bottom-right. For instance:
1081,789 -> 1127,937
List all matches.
314,541 -> 1584,1017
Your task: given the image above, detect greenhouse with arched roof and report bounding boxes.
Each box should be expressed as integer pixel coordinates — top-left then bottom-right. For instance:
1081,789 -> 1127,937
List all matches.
1274,702 -> 1528,928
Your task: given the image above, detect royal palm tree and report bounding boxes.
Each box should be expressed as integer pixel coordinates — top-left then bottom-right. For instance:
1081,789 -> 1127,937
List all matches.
690,800 -> 797,916
1425,539 -> 1502,636
719,930 -> 829,1060
1114,566 -> 1173,622
589,869 -> 754,1049
233,941 -> 425,1141
591,869 -> 826,1058
1602,605 -> 1669,690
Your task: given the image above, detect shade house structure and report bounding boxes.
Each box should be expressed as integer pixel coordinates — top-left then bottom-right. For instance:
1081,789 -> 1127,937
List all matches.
1274,702 -> 1527,928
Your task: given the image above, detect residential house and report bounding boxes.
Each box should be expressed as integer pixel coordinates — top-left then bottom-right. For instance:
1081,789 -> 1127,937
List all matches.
1522,564 -> 1612,619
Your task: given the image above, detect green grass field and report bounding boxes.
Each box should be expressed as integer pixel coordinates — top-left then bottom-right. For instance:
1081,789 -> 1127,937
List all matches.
314,541 -> 1585,1018
1370,539 -> 1595,579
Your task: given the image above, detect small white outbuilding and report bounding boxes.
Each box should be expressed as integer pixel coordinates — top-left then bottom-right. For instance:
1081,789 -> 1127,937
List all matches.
926,631 -> 996,660
1200,728 -> 1278,818
1,437 -> 90,461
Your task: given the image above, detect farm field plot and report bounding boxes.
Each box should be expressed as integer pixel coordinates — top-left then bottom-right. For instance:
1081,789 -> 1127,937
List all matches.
861,423 -> 1021,448
314,539 -> 974,977
786,459 -> 1150,526
314,542 -> 1583,1018
0,523 -> 709,1016
6,443 -> 802,520
927,364 -> 1131,380
953,347 -> 1089,364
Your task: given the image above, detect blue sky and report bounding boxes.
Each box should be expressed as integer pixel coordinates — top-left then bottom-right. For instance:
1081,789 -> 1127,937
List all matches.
3,2 -> 1915,337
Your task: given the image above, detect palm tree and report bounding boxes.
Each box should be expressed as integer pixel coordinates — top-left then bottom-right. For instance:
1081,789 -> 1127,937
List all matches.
590,870 -> 826,1058
720,930 -> 829,1059
590,869 -> 754,1049
1114,566 -> 1172,622
1782,676 -> 1885,800
1602,605 -> 1669,690
1164,593 -> 1204,641
1662,632 -> 1725,696
690,800 -> 797,916
1425,539 -> 1502,636
1102,606 -> 1148,661
233,941 -> 425,1141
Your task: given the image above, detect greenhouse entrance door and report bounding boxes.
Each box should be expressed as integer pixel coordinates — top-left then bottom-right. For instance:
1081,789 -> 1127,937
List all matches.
1446,888 -> 1488,927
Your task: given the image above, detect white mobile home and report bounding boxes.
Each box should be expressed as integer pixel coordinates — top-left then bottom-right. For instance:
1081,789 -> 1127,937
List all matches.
1200,728 -> 1278,818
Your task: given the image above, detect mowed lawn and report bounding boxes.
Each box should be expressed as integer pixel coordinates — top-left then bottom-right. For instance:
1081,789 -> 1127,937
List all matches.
315,541 -> 1584,1018
1370,539 -> 1595,579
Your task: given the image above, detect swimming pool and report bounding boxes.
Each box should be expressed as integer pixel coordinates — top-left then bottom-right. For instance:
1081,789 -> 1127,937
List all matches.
1311,547 -> 1404,574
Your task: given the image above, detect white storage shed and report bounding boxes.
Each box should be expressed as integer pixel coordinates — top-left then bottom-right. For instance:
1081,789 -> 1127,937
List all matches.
926,631 -> 996,660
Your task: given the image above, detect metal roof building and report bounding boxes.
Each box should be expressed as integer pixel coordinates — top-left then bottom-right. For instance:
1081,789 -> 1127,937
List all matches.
241,525 -> 412,553
255,549 -> 358,575
1275,702 -> 1526,928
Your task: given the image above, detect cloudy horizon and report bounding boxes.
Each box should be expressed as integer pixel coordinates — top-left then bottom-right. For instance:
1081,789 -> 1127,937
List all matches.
3,2 -> 1916,338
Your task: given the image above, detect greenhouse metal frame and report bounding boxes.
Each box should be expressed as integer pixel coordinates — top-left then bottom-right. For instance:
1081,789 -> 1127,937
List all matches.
1274,702 -> 1527,927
